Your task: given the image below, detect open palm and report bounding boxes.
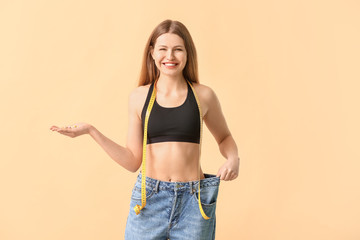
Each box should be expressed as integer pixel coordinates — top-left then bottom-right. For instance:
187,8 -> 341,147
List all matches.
49,122 -> 91,138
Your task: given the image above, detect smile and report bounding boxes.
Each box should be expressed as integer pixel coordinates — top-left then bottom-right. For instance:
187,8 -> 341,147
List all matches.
163,63 -> 178,66
163,63 -> 178,68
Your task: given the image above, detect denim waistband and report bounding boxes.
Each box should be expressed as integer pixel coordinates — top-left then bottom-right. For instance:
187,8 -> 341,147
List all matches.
136,171 -> 220,192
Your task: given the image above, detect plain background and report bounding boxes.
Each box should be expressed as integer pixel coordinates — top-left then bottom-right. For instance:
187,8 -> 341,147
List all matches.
1,0 -> 359,239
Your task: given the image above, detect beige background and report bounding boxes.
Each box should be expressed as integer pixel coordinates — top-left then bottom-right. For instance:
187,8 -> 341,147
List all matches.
1,0 -> 359,239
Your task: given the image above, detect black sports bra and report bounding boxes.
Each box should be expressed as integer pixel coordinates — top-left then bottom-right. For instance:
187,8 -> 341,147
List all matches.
141,80 -> 200,144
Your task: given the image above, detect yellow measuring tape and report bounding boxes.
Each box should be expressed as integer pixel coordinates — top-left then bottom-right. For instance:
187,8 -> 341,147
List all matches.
134,79 -> 210,220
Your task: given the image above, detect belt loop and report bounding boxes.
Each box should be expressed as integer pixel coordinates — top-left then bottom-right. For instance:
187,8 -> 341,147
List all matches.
189,181 -> 193,194
155,180 -> 160,193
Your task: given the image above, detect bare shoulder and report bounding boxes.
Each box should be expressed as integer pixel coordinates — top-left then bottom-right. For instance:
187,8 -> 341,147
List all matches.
191,82 -> 217,103
129,84 -> 151,98
191,82 -> 219,117
128,83 -> 151,118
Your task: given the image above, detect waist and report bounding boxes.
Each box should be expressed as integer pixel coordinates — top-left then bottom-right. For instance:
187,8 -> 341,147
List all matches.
144,168 -> 205,182
136,171 -> 220,191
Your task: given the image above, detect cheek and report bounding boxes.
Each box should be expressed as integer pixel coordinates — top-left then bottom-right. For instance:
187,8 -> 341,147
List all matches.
182,56 -> 187,65
183,52 -> 187,61
153,51 -> 164,58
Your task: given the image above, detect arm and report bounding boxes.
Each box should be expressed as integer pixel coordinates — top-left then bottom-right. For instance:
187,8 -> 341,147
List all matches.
89,88 -> 143,173
203,86 -> 240,181
88,126 -> 139,173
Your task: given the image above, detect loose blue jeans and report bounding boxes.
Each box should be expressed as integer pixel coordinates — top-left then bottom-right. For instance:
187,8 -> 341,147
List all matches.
124,172 -> 221,240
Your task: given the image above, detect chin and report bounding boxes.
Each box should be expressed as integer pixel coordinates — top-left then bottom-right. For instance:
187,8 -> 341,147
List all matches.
160,69 -> 182,74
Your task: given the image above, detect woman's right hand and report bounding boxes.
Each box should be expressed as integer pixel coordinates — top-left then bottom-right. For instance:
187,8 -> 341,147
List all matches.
49,122 -> 92,138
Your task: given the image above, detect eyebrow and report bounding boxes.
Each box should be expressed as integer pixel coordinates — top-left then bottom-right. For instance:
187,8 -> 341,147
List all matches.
158,45 -> 184,48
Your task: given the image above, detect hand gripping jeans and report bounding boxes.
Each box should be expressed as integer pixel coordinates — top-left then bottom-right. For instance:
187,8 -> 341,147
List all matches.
124,172 -> 221,240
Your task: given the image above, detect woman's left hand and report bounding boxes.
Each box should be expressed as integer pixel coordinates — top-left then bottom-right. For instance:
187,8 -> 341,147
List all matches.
216,157 -> 240,181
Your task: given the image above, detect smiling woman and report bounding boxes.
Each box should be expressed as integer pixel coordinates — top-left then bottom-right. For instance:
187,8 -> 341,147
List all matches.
123,19 -> 239,240
50,19 -> 240,240
151,34 -> 187,74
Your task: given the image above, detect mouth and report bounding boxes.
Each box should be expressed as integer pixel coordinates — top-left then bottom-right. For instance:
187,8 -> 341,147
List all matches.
163,62 -> 178,66
163,62 -> 178,67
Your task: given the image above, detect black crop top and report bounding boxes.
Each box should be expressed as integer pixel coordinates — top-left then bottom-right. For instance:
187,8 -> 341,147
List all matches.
141,80 -> 201,144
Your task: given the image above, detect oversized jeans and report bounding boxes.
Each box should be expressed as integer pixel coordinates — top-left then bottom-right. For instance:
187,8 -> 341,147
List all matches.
124,171 -> 221,240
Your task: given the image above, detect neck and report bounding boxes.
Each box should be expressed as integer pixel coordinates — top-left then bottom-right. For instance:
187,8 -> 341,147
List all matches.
155,74 -> 187,93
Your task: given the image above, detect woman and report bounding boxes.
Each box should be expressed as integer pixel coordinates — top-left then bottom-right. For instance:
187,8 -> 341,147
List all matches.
50,19 -> 240,240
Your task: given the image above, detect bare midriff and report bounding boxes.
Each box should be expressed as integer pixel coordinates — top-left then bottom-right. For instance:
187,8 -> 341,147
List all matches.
140,141 -> 205,182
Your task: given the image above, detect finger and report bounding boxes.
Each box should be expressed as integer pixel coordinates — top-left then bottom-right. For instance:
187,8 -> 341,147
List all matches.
216,168 -> 222,178
223,171 -> 231,181
232,172 -> 238,180
220,169 -> 228,180
50,126 -> 62,131
226,171 -> 236,181
228,172 -> 235,181
219,173 -> 224,181
58,127 -> 72,132
57,129 -> 73,137
231,172 -> 239,180
229,171 -> 235,181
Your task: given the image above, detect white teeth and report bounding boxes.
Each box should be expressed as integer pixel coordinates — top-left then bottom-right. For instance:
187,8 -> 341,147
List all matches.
164,63 -> 176,66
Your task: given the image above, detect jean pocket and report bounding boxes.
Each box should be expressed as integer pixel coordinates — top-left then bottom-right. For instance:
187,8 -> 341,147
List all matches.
130,184 -> 155,201
192,185 -> 219,208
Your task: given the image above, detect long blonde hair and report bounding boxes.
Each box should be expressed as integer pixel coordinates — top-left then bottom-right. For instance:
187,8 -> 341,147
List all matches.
137,19 -> 199,86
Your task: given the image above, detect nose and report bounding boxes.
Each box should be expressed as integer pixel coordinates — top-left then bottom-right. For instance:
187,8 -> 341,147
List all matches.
166,49 -> 175,60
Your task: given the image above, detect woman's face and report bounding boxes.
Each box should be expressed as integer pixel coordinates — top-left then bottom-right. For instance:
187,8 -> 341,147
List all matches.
151,33 -> 187,78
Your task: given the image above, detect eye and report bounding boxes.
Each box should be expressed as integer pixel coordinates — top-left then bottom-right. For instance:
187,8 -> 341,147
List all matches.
176,49 -> 183,51
159,48 -> 166,50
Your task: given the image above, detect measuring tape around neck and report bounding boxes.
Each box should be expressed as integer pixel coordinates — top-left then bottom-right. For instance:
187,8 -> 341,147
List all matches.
133,79 -> 211,220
